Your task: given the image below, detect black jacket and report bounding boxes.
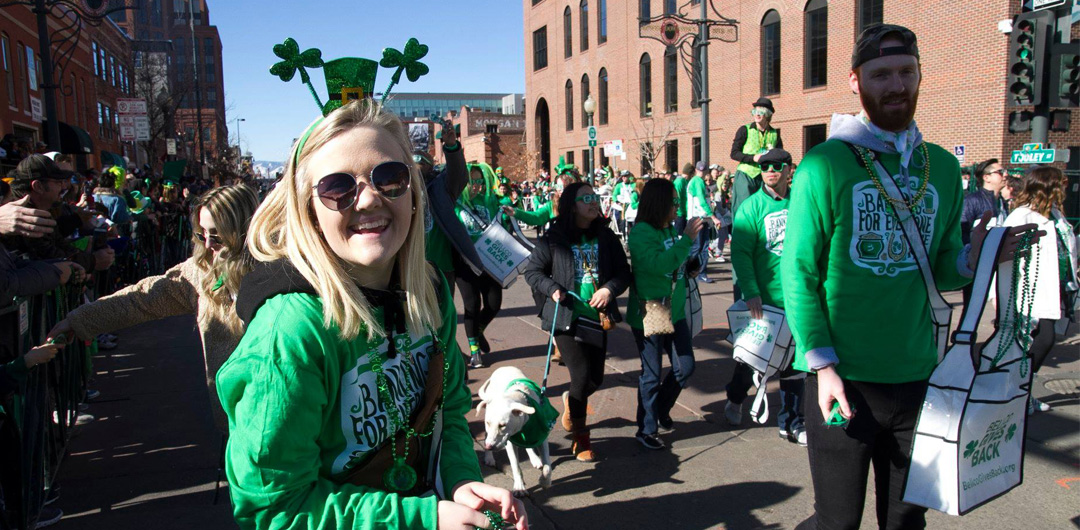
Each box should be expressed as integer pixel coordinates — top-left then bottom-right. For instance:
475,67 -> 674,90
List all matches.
524,224 -> 631,332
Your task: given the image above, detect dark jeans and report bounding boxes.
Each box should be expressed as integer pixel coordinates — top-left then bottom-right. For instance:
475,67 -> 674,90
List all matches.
796,376 -> 929,530
1029,318 -> 1056,373
454,264 -> 502,340
692,226 -> 712,277
633,319 -> 696,436
725,363 -> 806,432
673,216 -> 687,235
555,329 -> 606,418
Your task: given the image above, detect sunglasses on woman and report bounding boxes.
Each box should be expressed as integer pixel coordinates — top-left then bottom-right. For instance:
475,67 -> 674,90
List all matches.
576,193 -> 601,204
195,232 -> 223,246
312,161 -> 412,211
762,162 -> 788,173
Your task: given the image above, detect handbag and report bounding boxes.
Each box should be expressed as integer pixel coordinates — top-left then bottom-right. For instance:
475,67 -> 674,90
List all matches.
642,234 -> 681,337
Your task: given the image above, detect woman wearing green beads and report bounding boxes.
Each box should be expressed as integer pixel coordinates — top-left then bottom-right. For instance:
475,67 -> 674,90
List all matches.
218,101 -> 526,530
454,162 -> 506,368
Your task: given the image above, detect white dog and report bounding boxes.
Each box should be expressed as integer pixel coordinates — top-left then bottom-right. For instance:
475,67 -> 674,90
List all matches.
476,366 -> 553,497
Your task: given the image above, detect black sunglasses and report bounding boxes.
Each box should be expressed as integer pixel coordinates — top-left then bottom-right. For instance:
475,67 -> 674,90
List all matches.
195,232 -> 223,246
312,161 -> 412,211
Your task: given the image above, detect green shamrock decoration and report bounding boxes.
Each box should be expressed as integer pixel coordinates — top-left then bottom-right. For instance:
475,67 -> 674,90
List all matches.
270,38 -> 325,110
1006,423 -> 1017,442
963,440 -> 978,459
379,38 -> 430,103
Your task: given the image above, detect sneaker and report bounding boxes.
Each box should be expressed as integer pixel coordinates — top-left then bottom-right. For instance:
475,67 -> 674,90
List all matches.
85,389 -> 100,401
468,352 -> 484,369
75,413 -> 94,426
658,413 -> 674,433
636,432 -> 665,450
724,401 -> 744,426
97,340 -> 117,351
714,255 -> 727,263
1029,396 -> 1051,414
34,506 -> 62,528
793,426 -> 808,447
78,403 -> 89,412
697,274 -> 714,284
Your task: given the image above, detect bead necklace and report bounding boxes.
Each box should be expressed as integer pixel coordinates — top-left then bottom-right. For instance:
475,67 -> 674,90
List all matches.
367,326 -> 449,492
993,231 -> 1039,372
480,510 -> 516,530
856,144 -> 932,216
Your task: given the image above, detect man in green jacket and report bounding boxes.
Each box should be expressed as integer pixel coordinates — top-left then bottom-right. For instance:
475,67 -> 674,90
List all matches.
672,163 -> 691,233
729,97 -> 783,219
780,25 -> 1033,529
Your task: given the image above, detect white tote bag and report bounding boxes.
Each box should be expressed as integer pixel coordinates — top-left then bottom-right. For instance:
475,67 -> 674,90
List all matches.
903,227 -> 1031,515
465,209 -> 532,288
725,300 -> 794,424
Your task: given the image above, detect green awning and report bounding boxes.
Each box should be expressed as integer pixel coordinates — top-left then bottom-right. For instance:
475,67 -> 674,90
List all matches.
43,120 -> 93,155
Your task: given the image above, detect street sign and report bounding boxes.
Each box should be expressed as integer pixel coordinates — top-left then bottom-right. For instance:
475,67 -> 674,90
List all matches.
1023,142 -> 1043,150
1011,148 -> 1056,164
587,126 -> 597,140
117,98 -> 148,115
134,116 -> 151,141
166,139 -> 176,155
953,145 -> 965,165
588,140 -> 597,147
119,115 -> 136,142
1031,0 -> 1067,11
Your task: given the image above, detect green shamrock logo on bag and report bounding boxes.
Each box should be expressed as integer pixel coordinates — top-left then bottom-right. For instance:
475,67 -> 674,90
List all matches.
963,440 -> 978,459
1005,423 -> 1017,442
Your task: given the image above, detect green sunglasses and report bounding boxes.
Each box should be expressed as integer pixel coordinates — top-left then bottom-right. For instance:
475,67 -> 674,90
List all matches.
761,162 -> 788,172
576,193 -> 601,204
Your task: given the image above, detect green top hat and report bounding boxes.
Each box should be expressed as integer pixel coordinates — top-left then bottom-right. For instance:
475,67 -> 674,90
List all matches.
321,58 -> 379,114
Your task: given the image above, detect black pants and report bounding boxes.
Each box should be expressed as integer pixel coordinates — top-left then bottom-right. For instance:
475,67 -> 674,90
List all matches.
1029,318 -> 1057,373
554,330 -> 606,418
454,263 -> 502,340
796,376 -> 929,530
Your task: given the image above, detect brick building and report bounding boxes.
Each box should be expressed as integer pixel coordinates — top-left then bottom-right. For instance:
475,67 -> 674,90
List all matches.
0,4 -> 137,172
522,0 -> 1078,181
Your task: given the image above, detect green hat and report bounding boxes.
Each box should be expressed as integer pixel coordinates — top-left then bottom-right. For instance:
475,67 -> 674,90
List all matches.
555,156 -> 576,176
320,58 -> 379,115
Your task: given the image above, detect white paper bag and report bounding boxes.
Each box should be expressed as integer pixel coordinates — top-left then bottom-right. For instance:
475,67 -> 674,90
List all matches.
725,300 -> 793,381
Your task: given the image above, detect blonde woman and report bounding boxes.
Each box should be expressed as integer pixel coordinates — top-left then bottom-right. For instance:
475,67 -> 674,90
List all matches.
47,184 -> 259,431
219,101 -> 525,530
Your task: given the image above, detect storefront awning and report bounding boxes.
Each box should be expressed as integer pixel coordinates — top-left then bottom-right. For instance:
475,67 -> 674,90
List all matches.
42,120 -> 93,155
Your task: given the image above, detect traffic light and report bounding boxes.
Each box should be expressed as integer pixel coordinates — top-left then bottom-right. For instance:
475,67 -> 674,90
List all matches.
1048,41 -> 1079,108
1007,11 -> 1054,107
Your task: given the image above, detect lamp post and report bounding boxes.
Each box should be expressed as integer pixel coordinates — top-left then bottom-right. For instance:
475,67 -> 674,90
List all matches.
235,117 -> 245,150
583,94 -> 596,184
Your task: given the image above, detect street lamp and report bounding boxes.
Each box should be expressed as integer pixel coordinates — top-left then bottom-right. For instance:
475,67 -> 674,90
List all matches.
235,118 -> 245,149
583,94 -> 596,184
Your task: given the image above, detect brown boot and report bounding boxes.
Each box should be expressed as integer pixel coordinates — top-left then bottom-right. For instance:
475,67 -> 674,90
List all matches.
561,391 -> 573,432
552,344 -> 563,365
569,417 -> 596,462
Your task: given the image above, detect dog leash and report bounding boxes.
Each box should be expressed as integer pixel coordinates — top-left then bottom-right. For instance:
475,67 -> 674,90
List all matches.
540,299 -> 560,397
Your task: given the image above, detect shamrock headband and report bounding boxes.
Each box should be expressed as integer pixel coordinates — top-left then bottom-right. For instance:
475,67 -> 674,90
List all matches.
271,37 -> 431,170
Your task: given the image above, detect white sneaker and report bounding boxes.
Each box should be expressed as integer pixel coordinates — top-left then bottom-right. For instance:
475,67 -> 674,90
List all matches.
1029,396 -> 1051,414
724,401 -> 744,426
793,426 -> 807,447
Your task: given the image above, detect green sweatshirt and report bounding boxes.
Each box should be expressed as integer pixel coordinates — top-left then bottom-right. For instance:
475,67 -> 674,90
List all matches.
685,175 -> 713,218
217,279 -> 482,529
781,139 -> 970,383
626,222 -> 694,329
731,187 -> 788,307
513,202 -> 554,227
673,176 -> 689,218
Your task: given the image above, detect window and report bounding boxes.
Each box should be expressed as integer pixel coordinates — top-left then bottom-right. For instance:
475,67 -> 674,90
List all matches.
761,10 -> 781,96
564,7 -> 573,58
99,47 -> 106,80
692,137 -> 701,164
639,0 -> 650,22
109,55 -> 116,86
532,27 -> 548,70
665,139 -> 678,173
579,0 -> 589,52
857,0 -> 883,38
92,42 -> 99,76
598,0 -> 607,44
598,68 -> 608,125
641,141 -> 654,174
581,73 -> 590,127
600,151 -> 609,167
566,151 -> 575,165
664,46 -> 677,112
664,0 -> 676,14
486,123 -> 498,134
565,79 -> 574,131
639,53 -> 652,117
25,47 -> 35,91
804,124 -> 827,152
15,43 -> 26,111
805,0 -> 828,88
2,35 -> 12,108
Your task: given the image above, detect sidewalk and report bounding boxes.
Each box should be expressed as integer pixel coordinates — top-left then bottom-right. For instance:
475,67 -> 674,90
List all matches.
53,261 -> 1080,529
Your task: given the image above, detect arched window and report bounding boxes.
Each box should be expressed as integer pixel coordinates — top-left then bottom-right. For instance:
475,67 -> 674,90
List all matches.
664,46 -> 677,112
761,10 -> 781,96
804,0 -> 828,88
598,67 -> 608,125
639,53 -> 652,117
857,0 -> 883,38
563,7 -> 572,58
598,0 -> 607,44
581,73 -> 590,127
580,0 -> 589,52
565,79 -> 574,131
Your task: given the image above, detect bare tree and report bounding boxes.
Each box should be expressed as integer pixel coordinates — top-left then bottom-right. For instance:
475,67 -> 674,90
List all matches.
132,50 -> 194,172
629,116 -> 680,175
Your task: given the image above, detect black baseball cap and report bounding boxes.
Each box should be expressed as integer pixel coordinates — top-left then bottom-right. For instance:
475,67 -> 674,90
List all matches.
852,24 -> 920,70
12,154 -> 71,183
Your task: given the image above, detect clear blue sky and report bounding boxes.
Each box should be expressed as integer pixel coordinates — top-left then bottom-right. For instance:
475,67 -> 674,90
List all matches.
213,0 -> 526,162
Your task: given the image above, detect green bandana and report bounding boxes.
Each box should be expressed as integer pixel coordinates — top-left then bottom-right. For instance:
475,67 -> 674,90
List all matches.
506,378 -> 559,448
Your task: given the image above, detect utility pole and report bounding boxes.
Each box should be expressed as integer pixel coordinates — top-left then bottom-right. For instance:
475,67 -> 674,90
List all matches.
33,0 -> 60,151
697,0 -> 709,166
189,0 -> 204,168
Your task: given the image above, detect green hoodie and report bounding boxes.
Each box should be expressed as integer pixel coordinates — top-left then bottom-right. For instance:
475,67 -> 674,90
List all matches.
625,222 -> 694,329
731,187 -> 788,307
781,139 -> 969,383
456,162 -> 502,241
217,278 -> 481,529
673,176 -> 688,218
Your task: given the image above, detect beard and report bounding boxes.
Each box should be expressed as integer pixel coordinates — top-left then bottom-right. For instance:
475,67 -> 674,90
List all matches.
859,87 -> 919,132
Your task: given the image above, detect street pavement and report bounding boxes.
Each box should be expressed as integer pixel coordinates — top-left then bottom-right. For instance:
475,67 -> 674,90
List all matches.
54,255 -> 1079,529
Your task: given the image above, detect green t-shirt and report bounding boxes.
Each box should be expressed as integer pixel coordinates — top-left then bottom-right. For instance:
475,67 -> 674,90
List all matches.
781,139 -> 970,383
626,222 -> 693,329
572,238 -> 600,320
730,187 -> 788,307
673,176 -> 689,218
685,175 -> 713,218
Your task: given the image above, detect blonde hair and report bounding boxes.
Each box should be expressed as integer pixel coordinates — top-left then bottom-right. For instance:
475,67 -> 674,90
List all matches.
191,184 -> 260,333
246,100 -> 440,341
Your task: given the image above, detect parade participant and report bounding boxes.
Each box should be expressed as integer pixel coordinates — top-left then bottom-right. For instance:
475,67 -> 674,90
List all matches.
782,25 -> 1037,529
417,119 -> 476,298
455,162 -> 507,368
220,39 -> 526,528
995,166 -> 1077,413
612,170 -> 633,234
627,179 -> 704,450
729,97 -> 783,217
672,164 -> 690,233
685,161 -> 722,284
503,174 -> 574,230
48,184 -> 260,431
524,182 -> 631,461
722,149 -> 806,445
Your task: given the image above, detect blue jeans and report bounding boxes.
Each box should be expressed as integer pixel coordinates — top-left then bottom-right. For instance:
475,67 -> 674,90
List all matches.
692,226 -> 712,276
633,319 -> 696,436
